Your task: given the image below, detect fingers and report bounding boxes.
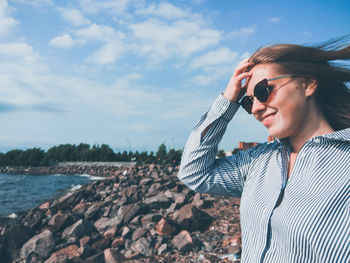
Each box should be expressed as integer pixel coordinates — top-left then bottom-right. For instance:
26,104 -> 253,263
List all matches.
233,61 -> 254,77
236,71 -> 252,82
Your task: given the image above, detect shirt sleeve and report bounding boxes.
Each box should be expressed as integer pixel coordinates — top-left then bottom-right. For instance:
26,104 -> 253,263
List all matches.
178,94 -> 252,197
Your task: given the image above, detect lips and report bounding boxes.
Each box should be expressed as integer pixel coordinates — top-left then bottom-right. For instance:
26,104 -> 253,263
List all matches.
261,112 -> 276,127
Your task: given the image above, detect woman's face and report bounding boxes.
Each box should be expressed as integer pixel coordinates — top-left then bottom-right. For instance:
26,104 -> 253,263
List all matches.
246,63 -> 312,139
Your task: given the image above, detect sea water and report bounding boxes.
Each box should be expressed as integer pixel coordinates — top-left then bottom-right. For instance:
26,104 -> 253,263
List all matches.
0,173 -> 103,217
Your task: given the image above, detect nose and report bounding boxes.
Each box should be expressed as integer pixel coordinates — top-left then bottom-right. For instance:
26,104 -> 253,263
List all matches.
251,97 -> 266,115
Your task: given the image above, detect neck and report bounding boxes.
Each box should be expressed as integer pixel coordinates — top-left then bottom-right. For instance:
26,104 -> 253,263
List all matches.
288,107 -> 334,153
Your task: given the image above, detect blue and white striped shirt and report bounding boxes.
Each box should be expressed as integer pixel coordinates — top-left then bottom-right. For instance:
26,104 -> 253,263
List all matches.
178,94 -> 350,263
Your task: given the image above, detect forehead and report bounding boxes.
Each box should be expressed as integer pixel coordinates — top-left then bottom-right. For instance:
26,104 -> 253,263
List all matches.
246,63 -> 282,94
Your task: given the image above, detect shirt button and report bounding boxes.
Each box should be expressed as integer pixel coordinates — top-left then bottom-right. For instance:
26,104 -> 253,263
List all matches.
314,138 -> 320,143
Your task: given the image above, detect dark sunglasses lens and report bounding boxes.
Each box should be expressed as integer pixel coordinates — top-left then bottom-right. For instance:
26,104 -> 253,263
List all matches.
254,79 -> 269,102
240,96 -> 253,114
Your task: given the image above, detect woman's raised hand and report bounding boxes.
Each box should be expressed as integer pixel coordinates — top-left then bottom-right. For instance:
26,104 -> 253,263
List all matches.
223,59 -> 254,102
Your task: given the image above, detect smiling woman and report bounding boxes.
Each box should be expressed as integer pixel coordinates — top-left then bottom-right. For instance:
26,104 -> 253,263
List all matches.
178,37 -> 350,262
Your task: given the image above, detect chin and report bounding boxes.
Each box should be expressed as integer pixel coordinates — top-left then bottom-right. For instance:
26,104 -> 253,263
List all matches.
267,126 -> 291,139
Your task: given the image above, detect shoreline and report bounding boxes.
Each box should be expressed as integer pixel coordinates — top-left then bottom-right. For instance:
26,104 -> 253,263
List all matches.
0,161 -> 137,176
0,164 -> 242,262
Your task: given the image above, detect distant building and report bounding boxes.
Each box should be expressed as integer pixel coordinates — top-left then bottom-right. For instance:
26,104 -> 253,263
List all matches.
268,136 -> 275,142
238,141 -> 258,151
222,137 -> 275,157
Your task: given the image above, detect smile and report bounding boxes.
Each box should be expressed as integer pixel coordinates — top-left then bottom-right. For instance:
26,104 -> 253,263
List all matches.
261,113 -> 276,127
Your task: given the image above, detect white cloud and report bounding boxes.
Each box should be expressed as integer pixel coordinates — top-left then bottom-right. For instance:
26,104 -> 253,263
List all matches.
11,0 -> 53,7
74,23 -> 122,41
227,26 -> 256,39
136,2 -> 190,20
49,34 -> 76,48
88,42 -> 124,64
58,8 -> 90,26
0,42 -> 38,61
268,17 -> 280,23
74,24 -> 126,64
78,0 -> 130,15
0,0 -> 19,37
130,18 -> 222,61
189,47 -> 238,69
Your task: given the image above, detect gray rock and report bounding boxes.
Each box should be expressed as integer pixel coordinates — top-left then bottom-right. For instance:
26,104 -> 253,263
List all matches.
84,252 -> 105,263
117,203 -> 145,223
172,230 -> 193,253
143,194 -> 172,210
20,230 -> 55,259
131,227 -> 147,241
130,237 -> 152,257
62,219 -> 93,240
84,203 -> 102,220
94,216 -> 122,235
157,243 -> 168,255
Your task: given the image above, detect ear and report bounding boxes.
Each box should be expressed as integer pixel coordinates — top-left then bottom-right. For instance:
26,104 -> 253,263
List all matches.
304,79 -> 317,97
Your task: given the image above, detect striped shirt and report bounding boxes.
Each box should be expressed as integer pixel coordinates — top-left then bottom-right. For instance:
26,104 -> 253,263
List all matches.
178,94 -> 350,263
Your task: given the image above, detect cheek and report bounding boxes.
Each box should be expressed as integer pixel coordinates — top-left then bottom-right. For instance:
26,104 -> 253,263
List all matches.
276,94 -> 307,127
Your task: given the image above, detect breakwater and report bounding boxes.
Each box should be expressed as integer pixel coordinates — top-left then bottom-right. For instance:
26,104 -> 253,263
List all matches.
0,164 -> 241,262
0,162 -> 136,176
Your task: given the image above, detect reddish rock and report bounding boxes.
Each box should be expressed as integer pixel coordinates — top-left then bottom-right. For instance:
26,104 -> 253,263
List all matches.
46,245 -> 80,261
72,203 -> 87,213
155,218 -> 177,236
172,230 -> 193,253
111,237 -> 125,249
44,253 -> 68,263
39,202 -> 50,210
104,228 -> 116,238
91,237 -> 111,251
175,204 -> 213,232
48,211 -> 72,232
79,236 -> 91,247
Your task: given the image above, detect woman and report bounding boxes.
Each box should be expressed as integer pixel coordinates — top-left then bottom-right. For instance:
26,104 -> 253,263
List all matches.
178,40 -> 350,262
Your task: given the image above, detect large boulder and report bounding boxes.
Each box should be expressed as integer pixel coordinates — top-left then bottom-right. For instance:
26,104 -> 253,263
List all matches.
20,229 -> 55,260
175,204 -> 213,232
94,217 -> 122,235
62,219 -> 94,241
48,211 -> 73,232
172,230 -> 193,253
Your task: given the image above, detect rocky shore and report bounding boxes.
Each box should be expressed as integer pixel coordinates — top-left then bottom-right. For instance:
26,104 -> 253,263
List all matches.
0,164 -> 241,262
0,162 -> 136,176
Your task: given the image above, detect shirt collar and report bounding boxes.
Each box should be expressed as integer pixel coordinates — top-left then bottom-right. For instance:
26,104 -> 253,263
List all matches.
277,127 -> 350,148
321,127 -> 350,142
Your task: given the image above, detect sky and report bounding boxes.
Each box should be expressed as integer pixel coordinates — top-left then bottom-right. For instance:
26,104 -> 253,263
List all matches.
0,0 -> 349,153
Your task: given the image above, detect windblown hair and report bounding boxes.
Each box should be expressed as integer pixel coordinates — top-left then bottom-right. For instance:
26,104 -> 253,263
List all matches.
248,37 -> 350,131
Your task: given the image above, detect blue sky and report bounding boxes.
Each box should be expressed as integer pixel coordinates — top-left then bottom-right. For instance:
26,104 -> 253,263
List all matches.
0,0 -> 349,152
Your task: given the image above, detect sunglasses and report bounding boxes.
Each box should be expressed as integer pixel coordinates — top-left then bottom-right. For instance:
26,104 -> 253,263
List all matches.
239,75 -> 291,114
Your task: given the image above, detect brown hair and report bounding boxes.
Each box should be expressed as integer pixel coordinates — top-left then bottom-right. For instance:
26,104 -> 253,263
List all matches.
248,37 -> 350,131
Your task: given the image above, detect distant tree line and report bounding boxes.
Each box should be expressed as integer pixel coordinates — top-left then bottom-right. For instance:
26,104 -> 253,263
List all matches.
0,143 -> 182,167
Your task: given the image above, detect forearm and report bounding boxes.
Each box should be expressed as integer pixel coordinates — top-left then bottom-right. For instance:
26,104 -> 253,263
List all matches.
178,94 -> 244,197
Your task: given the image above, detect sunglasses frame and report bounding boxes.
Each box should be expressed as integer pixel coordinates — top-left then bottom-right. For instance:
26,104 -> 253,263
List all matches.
240,75 -> 291,114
